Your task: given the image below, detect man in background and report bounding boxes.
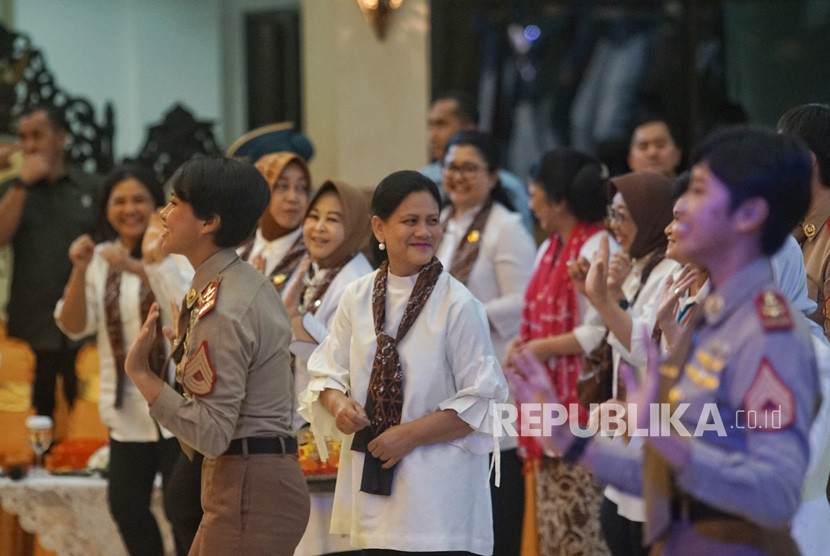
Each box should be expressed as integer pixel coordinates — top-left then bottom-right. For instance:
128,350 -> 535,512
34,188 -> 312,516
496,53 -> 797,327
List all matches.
627,117 -> 682,178
420,91 -> 534,231
0,104 -> 101,419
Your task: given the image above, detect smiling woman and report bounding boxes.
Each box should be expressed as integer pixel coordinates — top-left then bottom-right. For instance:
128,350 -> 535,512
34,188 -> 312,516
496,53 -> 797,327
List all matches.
299,170 -> 508,554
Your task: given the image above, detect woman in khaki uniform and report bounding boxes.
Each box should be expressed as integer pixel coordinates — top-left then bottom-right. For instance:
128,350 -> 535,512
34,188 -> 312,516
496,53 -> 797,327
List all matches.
125,156 -> 310,555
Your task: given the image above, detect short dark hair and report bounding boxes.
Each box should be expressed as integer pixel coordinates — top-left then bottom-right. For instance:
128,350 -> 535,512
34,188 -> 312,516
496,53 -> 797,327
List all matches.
98,165 -> 165,256
693,126 -> 812,255
370,170 -> 441,263
530,148 -> 608,223
433,91 -> 479,126
630,115 -> 677,144
169,156 -> 270,248
777,103 -> 830,187
444,130 -> 515,212
20,103 -> 69,133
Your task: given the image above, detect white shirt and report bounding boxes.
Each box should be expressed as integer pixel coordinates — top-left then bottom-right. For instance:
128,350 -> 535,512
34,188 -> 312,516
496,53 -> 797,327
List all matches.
299,270 -> 508,555
54,243 -> 192,442
604,254 -> 678,522
241,227 -> 303,280
289,253 -> 373,430
438,202 -> 536,361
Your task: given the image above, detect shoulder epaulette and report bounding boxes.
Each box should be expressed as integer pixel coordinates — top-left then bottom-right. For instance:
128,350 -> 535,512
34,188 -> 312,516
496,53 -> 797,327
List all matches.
754,290 -> 792,332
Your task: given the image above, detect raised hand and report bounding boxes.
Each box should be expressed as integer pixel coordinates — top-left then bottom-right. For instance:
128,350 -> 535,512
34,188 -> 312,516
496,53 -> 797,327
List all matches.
141,210 -> 167,264
0,142 -> 19,171
568,256 -> 591,294
507,349 -> 575,456
607,251 -> 632,301
100,243 -> 133,273
125,302 -> 161,379
585,232 -> 611,307
18,152 -> 50,184
68,234 -> 95,271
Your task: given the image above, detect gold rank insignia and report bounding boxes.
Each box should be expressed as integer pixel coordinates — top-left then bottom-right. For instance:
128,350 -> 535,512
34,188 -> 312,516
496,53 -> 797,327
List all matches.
182,341 -> 216,397
804,222 -> 817,239
467,229 -> 480,243
668,386 -> 684,406
185,288 -> 198,309
754,290 -> 792,331
196,278 -> 222,319
703,295 -> 724,322
660,364 -> 680,379
272,274 -> 287,286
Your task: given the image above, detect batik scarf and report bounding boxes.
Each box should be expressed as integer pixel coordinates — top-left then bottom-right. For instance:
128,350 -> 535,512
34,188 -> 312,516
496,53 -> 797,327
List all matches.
518,221 -> 604,461
351,256 -> 444,495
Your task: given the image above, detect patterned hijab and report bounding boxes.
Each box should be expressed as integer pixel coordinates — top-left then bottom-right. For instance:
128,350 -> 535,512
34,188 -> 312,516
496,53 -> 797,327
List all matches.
254,152 -> 311,241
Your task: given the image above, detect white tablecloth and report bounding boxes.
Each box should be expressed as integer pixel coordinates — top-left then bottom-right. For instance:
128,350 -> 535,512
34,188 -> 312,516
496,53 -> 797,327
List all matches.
0,474 -> 173,556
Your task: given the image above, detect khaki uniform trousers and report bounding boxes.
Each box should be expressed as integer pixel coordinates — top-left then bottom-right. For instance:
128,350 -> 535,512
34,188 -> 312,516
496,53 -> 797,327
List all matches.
189,452 -> 310,555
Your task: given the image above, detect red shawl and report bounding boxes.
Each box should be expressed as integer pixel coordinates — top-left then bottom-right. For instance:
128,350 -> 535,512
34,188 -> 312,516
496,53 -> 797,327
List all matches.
519,221 -> 604,461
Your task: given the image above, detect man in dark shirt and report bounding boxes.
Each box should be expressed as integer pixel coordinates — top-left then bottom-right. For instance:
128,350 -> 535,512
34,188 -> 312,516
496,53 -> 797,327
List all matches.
0,104 -> 101,419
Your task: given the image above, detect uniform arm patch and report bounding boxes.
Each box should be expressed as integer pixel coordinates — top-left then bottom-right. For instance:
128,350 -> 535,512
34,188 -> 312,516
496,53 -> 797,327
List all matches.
754,291 -> 793,332
182,341 -> 217,397
742,357 -> 795,430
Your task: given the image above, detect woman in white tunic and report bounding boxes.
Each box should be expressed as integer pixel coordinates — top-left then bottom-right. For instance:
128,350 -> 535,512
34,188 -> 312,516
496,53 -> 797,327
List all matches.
437,130 -> 536,556
299,170 -> 508,555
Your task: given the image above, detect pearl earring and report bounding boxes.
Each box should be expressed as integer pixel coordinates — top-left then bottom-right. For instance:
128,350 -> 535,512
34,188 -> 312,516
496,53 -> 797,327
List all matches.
378,242 -> 386,251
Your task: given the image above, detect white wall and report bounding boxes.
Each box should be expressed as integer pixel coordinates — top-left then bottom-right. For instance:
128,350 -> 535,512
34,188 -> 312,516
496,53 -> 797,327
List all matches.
15,0 -> 223,158
302,0 -> 430,189
13,0 -> 430,188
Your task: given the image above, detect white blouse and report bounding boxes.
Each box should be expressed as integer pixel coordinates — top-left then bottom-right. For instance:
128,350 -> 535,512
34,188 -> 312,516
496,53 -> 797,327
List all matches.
54,242 -> 192,442
299,269 -> 508,555
438,202 -> 536,360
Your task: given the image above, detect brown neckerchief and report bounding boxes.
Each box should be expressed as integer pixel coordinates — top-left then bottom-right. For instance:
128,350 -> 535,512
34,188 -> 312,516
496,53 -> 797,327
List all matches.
240,233 -> 307,293
298,260 -> 346,315
351,256 -> 444,495
104,264 -> 166,408
444,198 -> 493,285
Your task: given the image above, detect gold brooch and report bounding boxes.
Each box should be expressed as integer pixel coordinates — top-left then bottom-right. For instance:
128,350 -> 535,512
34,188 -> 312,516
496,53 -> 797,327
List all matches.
272,274 -> 287,286
703,295 -> 724,321
804,223 -> 817,239
466,229 -> 480,243
185,288 -> 198,309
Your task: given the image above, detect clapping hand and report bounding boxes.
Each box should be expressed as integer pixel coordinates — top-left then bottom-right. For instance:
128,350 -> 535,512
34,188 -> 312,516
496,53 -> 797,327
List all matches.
507,349 -> 575,456
68,234 -> 95,271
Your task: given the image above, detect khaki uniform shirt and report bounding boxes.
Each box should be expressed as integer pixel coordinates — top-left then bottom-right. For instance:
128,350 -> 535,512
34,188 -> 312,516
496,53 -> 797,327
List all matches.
150,248 -> 294,458
795,196 -> 830,339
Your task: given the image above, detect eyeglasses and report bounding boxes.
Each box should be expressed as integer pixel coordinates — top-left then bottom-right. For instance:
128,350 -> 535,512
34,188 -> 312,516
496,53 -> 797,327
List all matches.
443,162 -> 486,178
606,206 -> 631,224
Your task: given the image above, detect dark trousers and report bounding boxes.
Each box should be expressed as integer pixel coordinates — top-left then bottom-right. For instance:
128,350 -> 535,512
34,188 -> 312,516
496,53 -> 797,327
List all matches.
32,348 -> 78,418
108,437 -> 202,556
165,451 -> 204,556
600,496 -> 648,556
491,448 -> 524,556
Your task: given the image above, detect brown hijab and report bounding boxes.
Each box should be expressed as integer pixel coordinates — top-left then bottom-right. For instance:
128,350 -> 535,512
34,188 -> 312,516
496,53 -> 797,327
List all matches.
255,152 -> 311,240
609,171 -> 673,259
305,179 -> 371,268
